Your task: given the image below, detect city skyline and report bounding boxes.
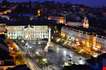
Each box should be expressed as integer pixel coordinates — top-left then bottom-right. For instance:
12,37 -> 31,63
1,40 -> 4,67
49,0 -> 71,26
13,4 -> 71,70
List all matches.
1,0 -> 106,7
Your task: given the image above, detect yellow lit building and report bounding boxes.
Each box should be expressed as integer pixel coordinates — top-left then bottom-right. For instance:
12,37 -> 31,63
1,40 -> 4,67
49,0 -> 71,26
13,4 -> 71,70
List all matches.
0,24 -> 7,34
48,16 -> 65,24
58,17 -> 65,24
83,17 -> 89,28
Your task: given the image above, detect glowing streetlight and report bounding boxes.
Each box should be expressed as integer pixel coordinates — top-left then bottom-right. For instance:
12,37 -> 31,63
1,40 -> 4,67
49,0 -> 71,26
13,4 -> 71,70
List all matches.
37,9 -> 41,16
48,16 -> 52,20
92,53 -> 99,57
64,62 -> 70,66
78,58 -> 86,65
35,51 -> 40,55
63,50 -> 67,57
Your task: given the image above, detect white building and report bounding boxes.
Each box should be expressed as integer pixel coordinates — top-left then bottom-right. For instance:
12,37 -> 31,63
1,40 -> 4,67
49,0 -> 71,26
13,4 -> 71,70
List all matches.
6,26 -> 49,40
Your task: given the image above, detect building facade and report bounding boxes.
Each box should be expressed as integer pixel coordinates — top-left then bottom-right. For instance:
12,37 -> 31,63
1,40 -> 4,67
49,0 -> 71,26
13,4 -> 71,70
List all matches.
6,26 -> 49,40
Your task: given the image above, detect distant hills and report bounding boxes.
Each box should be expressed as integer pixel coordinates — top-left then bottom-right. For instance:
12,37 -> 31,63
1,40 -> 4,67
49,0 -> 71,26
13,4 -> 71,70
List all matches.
0,0 -> 106,8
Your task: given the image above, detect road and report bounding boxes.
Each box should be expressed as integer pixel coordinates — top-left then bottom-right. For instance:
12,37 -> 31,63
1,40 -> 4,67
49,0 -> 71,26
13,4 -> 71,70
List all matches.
15,40 -> 42,70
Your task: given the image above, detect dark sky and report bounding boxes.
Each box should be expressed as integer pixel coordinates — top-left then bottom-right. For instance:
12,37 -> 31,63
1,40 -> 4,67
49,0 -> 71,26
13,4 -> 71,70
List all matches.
2,0 -> 106,7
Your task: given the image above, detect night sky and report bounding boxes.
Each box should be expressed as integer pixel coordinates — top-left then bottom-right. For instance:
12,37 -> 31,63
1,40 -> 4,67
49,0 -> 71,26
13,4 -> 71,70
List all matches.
2,0 -> 106,7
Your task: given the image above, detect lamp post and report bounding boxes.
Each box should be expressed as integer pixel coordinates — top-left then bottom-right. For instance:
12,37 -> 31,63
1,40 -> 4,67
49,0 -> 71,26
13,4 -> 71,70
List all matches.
44,27 -> 51,52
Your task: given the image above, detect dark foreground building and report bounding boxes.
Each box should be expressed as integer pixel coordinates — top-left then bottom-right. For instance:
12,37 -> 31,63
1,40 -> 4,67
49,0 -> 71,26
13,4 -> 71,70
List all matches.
63,65 -> 91,70
0,34 -> 14,66
7,64 -> 30,70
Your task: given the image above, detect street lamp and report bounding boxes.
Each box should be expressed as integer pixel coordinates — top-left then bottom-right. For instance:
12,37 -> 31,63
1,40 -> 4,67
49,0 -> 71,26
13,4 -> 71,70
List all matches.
37,9 -> 41,16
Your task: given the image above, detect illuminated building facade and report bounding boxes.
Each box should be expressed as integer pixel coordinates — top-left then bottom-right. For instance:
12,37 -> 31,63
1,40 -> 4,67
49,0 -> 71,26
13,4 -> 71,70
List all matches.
6,26 -> 49,40
48,16 -> 65,24
7,26 -> 24,39
0,24 -> 7,34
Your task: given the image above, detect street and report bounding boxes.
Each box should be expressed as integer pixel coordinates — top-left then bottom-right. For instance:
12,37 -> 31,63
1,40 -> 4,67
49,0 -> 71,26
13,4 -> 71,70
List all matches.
15,39 -> 87,70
